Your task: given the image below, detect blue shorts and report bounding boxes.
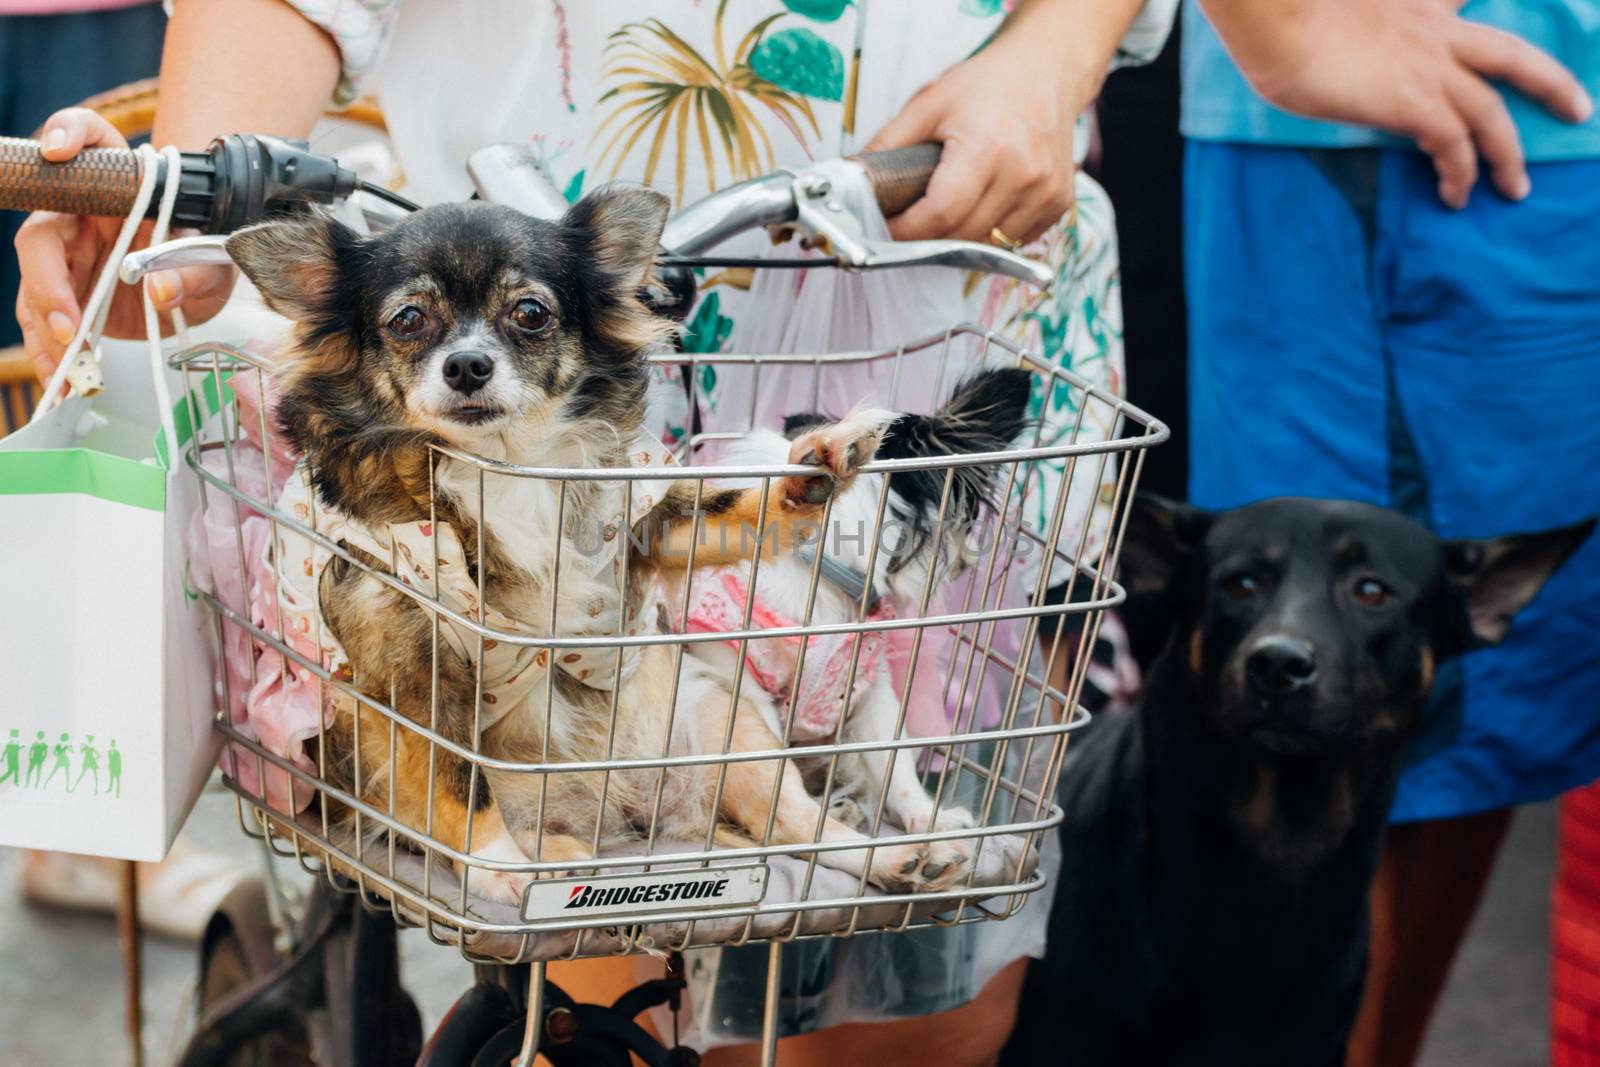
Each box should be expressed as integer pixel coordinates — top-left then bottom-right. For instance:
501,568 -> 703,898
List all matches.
1184,142 -> 1600,823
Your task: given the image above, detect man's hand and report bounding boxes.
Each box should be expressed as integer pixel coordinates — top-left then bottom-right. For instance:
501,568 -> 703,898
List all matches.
1201,0 -> 1592,208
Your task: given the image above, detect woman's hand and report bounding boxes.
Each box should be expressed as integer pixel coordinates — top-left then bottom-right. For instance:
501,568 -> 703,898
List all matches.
865,0 -> 1144,246
13,108 -> 238,388
1200,0 -> 1593,208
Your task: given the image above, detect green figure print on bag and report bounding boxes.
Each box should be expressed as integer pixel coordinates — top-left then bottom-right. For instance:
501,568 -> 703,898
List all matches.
0,730 -> 19,787
2,730 -> 122,797
25,731 -> 47,788
43,733 -> 72,791
72,736 -> 101,796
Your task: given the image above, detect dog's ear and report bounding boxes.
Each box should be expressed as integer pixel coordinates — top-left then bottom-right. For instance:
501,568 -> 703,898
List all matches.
1119,493 -> 1214,598
562,184 -> 669,292
226,214 -> 364,324
562,185 -> 674,352
1444,517 -> 1594,646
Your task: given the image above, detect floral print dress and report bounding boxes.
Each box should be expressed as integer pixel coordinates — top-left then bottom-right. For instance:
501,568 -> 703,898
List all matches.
286,0 -> 1174,1038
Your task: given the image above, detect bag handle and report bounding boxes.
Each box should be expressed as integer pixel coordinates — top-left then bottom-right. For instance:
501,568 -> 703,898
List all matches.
30,143 -> 185,473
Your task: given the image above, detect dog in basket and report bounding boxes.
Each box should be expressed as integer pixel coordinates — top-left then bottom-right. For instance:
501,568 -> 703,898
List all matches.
680,368 -> 1034,882
226,190 -> 983,903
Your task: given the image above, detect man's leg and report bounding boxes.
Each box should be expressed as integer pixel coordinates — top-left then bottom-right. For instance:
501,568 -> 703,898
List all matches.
1346,810 -> 1512,1067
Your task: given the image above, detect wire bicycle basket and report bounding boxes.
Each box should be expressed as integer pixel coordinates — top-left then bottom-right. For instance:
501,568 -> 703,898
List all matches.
174,322 -> 1164,971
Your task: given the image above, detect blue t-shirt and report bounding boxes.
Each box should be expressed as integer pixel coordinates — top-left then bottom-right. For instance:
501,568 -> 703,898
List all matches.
1181,0 -> 1600,159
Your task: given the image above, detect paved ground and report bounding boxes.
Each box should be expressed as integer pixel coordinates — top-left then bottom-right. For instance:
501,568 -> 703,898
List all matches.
0,784 -> 1559,1065
1420,800 -> 1555,1067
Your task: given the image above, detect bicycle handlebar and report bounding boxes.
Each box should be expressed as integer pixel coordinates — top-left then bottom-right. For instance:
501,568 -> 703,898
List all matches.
44,132 -> 1051,299
0,134 -> 938,232
0,136 -> 147,218
0,133 -> 361,232
851,143 -> 941,218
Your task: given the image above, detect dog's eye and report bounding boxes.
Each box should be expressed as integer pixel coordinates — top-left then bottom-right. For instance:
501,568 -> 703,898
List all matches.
1223,574 -> 1258,600
509,298 -> 553,334
1353,577 -> 1391,607
387,306 -> 428,337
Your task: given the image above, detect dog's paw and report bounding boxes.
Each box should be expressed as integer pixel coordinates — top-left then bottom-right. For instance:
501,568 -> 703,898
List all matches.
461,864 -> 534,906
534,863 -> 600,881
869,837 -> 973,894
933,805 -> 977,832
898,804 -> 977,836
528,843 -> 598,882
506,829 -> 597,880
781,408 -> 896,510
827,792 -> 871,833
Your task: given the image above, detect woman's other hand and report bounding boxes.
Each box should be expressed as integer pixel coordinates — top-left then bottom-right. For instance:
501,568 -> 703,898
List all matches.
14,108 -> 237,388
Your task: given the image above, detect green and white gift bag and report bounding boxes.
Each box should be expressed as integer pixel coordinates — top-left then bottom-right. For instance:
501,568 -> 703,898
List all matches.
0,336 -> 220,861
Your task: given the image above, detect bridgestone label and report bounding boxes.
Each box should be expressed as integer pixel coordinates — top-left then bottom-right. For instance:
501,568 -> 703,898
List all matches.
521,864 -> 770,922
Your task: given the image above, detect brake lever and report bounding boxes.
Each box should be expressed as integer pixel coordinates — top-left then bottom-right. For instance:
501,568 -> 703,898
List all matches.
467,144 -> 569,220
120,181 -> 413,284
120,234 -> 232,285
786,159 -> 1054,290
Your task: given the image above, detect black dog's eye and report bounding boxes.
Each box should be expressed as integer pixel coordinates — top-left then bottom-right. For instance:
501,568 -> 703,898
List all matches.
509,298 -> 553,334
1353,577 -> 1392,607
387,306 -> 428,337
1223,574 -> 1259,600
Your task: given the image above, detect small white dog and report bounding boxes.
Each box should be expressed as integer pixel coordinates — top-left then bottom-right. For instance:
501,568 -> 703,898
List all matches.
682,369 -> 1033,891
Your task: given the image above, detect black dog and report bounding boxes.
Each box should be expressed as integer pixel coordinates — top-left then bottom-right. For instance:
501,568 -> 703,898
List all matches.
1003,495 -> 1593,1066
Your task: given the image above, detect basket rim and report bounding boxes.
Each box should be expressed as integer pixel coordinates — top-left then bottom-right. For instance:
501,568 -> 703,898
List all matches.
168,325 -> 1171,484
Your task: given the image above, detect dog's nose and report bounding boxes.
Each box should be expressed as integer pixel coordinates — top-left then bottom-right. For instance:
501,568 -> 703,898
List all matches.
1245,635 -> 1318,697
443,351 -> 494,395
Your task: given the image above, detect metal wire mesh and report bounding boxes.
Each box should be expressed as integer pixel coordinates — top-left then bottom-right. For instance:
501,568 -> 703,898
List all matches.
172,324 -> 1164,964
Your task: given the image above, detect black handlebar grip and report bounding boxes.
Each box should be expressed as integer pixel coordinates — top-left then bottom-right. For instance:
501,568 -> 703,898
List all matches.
850,142 -> 942,218
0,136 -> 146,218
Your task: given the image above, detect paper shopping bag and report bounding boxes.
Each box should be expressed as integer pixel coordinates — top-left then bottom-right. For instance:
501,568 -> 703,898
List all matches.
0,341 -> 220,861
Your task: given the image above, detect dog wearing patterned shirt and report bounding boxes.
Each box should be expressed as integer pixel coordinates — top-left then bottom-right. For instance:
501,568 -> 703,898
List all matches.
228,192 -> 895,902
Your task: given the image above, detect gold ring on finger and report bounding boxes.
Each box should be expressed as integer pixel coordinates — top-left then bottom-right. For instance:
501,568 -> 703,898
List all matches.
989,226 -> 1021,252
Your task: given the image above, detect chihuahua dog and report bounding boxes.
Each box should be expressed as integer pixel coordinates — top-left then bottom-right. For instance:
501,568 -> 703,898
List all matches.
227,191 -> 948,902
1002,495 -> 1593,1066
682,368 -> 1033,890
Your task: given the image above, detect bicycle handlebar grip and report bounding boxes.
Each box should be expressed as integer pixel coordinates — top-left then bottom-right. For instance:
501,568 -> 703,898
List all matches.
0,136 -> 144,218
851,142 -> 942,217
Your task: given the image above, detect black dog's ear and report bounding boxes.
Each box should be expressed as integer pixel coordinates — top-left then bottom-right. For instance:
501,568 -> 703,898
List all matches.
562,184 -> 670,292
226,214 -> 364,324
1444,516 -> 1595,645
1118,493 -> 1214,597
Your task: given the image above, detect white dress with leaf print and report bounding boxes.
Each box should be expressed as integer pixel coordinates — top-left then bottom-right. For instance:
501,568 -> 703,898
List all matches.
288,0 -> 1175,1039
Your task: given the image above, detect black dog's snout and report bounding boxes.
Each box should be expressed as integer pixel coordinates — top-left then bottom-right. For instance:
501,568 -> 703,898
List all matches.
1245,635 -> 1318,697
443,351 -> 494,395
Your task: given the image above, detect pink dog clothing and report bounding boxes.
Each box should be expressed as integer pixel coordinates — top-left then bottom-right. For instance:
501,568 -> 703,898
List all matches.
683,568 -> 898,742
